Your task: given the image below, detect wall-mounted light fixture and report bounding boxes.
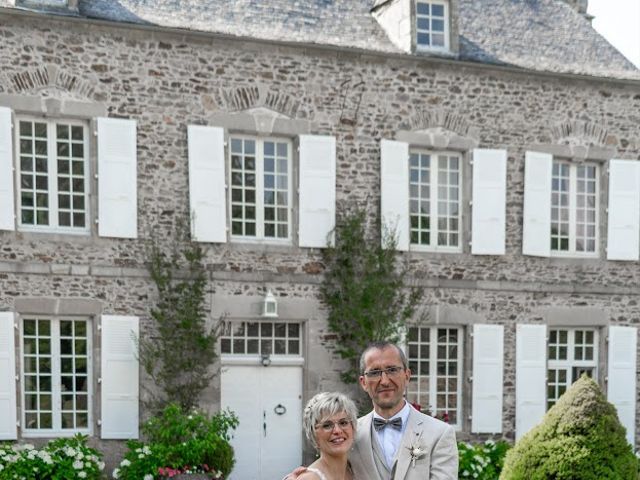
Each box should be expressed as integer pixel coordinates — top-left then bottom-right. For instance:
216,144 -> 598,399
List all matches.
262,289 -> 278,318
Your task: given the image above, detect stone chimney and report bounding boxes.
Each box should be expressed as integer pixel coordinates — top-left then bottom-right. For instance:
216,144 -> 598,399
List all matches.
562,0 -> 594,22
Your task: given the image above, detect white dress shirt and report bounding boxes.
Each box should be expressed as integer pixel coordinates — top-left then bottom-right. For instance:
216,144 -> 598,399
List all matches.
373,400 -> 411,467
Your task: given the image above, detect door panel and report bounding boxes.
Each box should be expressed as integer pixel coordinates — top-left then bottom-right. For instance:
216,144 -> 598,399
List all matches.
221,365 -> 302,480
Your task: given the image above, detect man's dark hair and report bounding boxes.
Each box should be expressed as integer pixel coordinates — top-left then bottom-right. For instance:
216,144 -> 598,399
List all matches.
359,341 -> 409,374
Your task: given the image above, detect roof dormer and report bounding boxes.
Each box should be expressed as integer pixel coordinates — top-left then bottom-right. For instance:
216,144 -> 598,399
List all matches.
372,0 -> 459,56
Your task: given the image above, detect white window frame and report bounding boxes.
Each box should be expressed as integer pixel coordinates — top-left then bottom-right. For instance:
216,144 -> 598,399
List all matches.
409,149 -> 462,253
20,316 -> 93,437
228,135 -> 293,245
15,116 -> 90,235
220,320 -> 304,360
550,159 -> 599,258
406,326 -> 463,429
415,0 -> 450,52
547,327 -> 598,409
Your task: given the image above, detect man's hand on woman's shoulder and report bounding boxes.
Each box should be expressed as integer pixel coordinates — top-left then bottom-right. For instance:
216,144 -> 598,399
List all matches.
282,466 -> 308,480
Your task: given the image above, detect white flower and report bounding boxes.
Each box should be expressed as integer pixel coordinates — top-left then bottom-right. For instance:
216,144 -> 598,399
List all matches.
98,461 -> 106,471
142,446 -> 151,455
120,459 -> 131,467
65,446 -> 76,457
144,475 -> 154,480
73,460 -> 83,470
76,451 -> 84,460
112,467 -> 120,479
79,472 -> 87,479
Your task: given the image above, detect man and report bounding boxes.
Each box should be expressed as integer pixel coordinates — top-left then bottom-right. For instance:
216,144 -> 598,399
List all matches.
287,341 -> 458,479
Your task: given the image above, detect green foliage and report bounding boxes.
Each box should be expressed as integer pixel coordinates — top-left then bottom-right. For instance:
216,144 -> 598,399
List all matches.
0,434 -> 104,480
500,375 -> 638,480
458,440 -> 510,479
141,230 -> 219,412
113,403 -> 238,480
321,208 -> 421,383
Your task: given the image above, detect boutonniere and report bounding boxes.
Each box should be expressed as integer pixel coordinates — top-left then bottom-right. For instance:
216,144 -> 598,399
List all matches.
406,430 -> 427,467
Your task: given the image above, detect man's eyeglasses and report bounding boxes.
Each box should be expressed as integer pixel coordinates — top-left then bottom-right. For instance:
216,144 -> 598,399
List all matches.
315,418 -> 352,432
362,366 -> 405,378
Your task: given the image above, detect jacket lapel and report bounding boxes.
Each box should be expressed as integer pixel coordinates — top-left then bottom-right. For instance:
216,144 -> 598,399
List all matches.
353,412 -> 382,479
393,409 -> 424,480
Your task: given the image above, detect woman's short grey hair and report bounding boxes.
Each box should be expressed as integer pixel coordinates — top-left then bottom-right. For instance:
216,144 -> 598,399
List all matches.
302,392 -> 358,449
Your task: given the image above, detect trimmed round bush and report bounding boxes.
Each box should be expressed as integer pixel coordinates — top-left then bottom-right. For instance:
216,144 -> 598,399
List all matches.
500,375 -> 638,480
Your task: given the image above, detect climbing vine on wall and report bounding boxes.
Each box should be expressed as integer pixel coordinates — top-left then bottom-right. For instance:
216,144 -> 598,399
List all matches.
321,208 -> 421,384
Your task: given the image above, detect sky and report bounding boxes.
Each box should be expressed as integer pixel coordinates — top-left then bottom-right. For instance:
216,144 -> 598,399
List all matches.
588,0 -> 640,68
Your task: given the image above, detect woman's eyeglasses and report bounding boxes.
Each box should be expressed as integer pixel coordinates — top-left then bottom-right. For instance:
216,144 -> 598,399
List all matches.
315,418 -> 352,432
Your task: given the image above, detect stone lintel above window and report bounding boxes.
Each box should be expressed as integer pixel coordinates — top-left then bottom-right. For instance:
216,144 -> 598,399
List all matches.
397,128 -> 478,151
527,143 -> 615,164
15,297 -> 102,316
208,109 -> 311,137
414,305 -> 482,326
0,94 -> 107,119
15,0 -> 78,14
534,307 -> 608,327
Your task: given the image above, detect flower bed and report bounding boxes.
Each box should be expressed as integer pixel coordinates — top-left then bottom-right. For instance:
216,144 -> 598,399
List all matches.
0,435 -> 104,480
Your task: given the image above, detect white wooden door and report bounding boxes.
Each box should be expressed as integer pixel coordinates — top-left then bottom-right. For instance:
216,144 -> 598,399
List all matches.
221,365 -> 303,480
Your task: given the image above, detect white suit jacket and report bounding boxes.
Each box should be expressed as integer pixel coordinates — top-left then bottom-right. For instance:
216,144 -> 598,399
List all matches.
350,407 -> 458,480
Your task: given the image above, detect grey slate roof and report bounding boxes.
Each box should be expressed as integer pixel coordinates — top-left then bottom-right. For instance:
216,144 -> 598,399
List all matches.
2,0 -> 638,80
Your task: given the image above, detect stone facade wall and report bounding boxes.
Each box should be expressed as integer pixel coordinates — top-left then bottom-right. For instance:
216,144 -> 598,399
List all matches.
1,10 -> 640,468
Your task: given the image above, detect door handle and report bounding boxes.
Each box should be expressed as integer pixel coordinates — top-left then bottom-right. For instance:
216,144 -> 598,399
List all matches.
263,410 -> 267,437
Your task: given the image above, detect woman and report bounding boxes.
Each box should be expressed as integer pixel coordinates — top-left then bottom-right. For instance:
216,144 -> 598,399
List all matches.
298,392 -> 358,480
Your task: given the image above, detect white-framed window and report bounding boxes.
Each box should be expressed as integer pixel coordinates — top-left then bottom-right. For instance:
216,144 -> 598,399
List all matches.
220,321 -> 302,356
547,328 -> 598,409
21,317 -> 92,436
16,117 -> 90,234
406,326 -> 462,426
416,0 -> 449,51
229,137 -> 292,242
409,150 -> 461,251
551,160 -> 598,256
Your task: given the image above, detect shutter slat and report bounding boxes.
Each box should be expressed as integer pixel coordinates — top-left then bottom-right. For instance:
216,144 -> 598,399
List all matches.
516,323 -> 547,439
608,326 -> 637,447
188,126 -> 227,243
97,118 -> 137,239
101,315 -> 139,439
299,135 -> 336,248
0,107 -> 15,231
380,140 -> 409,251
0,312 -> 17,440
607,160 -> 640,261
472,149 -> 507,255
523,152 -> 552,257
472,324 -> 504,433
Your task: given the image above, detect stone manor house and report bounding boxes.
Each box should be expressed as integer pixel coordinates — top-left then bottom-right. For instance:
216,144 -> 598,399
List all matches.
1,0 -> 640,477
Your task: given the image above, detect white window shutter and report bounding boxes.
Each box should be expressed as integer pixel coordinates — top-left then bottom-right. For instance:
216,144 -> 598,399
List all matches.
97,118 -> 137,239
515,323 -> 547,440
187,125 -> 227,243
607,326 -> 637,447
607,160 -> 640,261
0,107 -> 15,232
471,149 -> 507,255
522,152 -> 552,257
0,312 -> 17,440
472,324 -> 504,433
101,315 -> 139,439
380,139 -> 409,251
299,135 -> 336,248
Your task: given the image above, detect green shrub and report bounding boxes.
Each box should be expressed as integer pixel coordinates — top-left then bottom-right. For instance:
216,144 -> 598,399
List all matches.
458,440 -> 510,479
113,403 -> 238,479
500,375 -> 638,480
0,434 -> 104,480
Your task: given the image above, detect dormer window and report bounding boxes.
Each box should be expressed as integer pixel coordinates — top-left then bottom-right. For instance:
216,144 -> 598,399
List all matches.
416,1 -> 449,51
